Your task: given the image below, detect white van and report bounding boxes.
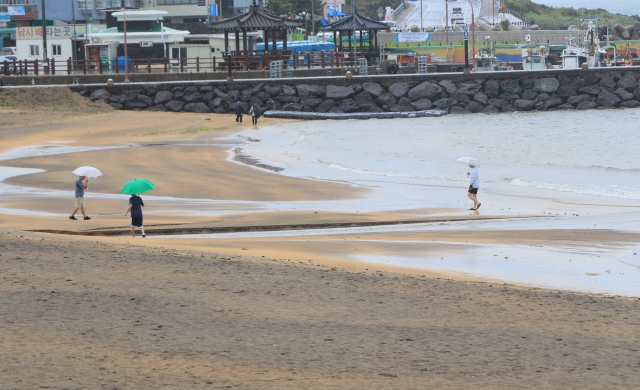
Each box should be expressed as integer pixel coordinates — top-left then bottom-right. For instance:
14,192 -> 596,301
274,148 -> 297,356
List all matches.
382,21 -> 400,32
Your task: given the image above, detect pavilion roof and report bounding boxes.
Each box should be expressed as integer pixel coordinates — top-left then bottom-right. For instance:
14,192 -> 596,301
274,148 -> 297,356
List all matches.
320,11 -> 389,32
209,2 -> 302,32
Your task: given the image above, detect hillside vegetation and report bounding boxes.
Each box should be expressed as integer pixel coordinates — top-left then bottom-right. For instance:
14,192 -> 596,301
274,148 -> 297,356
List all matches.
503,0 -> 639,30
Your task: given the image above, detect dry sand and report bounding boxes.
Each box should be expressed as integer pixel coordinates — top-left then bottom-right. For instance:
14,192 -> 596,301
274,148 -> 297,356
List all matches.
1,88 -> 640,388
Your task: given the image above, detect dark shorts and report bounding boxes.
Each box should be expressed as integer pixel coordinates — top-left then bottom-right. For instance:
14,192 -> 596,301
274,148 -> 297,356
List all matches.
131,216 -> 143,228
468,185 -> 479,194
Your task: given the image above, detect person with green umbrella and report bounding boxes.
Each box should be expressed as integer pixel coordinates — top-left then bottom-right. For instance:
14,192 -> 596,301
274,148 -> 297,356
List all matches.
124,193 -> 145,238
121,179 -> 154,238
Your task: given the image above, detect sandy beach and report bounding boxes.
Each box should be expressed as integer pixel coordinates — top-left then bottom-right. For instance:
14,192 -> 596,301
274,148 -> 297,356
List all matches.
1,88 -> 640,388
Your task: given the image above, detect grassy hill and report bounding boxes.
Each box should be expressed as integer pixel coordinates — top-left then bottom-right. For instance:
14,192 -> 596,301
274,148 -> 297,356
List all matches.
503,0 -> 639,30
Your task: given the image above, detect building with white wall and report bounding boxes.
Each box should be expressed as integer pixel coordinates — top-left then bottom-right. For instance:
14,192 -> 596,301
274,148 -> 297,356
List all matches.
15,25 -> 74,61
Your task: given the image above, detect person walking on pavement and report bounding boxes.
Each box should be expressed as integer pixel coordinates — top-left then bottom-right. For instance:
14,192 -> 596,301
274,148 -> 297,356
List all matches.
249,102 -> 261,126
234,101 -> 245,124
69,175 -> 91,220
467,163 -> 481,210
124,194 -> 146,238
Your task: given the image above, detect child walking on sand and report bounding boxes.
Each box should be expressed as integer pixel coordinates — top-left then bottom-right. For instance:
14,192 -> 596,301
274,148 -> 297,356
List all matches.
234,101 -> 245,124
124,194 -> 145,238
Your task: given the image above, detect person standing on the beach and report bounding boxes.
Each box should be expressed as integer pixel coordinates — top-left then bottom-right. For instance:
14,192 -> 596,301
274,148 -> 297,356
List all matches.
467,164 -> 481,210
69,175 -> 91,220
249,102 -> 260,126
124,194 -> 145,238
234,101 -> 245,124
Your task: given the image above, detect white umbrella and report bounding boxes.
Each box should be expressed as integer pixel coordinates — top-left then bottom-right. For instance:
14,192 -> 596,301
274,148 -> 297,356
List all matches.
456,157 -> 479,167
73,166 -> 102,178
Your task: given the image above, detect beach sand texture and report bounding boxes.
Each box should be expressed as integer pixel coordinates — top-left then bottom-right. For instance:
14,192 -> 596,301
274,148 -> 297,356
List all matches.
1,88 -> 640,388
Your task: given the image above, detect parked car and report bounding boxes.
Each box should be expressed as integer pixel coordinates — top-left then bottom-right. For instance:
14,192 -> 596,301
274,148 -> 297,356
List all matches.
0,47 -> 17,56
0,55 -> 18,74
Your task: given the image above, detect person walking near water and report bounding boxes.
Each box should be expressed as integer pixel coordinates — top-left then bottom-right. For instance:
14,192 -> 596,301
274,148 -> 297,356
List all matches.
467,163 -> 481,210
69,175 -> 90,220
234,101 -> 245,124
124,194 -> 145,238
249,102 -> 261,126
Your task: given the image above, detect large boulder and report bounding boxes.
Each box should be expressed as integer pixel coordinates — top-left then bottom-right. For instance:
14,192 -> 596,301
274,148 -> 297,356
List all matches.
522,89 -> 538,100
567,94 -> 591,105
487,98 -> 506,108
282,85 -> 296,96
544,97 -> 564,110
165,100 -> 185,112
465,101 -> 485,113
514,99 -> 536,111
500,79 -> 522,94
410,99 -> 432,111
457,82 -> 482,95
153,90 -> 173,105
263,85 -> 282,96
408,81 -> 442,100
615,88 -> 634,101
296,84 -> 326,99
598,74 -> 617,90
576,101 -> 599,110
388,82 -> 411,98
484,79 -> 500,97
184,91 -> 203,103
533,78 -> 560,93
338,98 -> 360,113
315,99 -> 337,112
439,79 -> 457,94
595,89 -> 621,107
578,85 -> 602,96
621,101 -> 640,108
136,94 -> 153,106
124,101 -> 148,110
275,95 -> 300,103
482,105 -> 500,114
326,85 -> 355,99
557,85 -> 577,98
433,98 -> 457,109
375,92 -> 397,106
617,73 -> 638,91
353,92 -> 376,110
301,98 -> 323,108
473,92 -> 488,105
449,106 -> 471,114
363,83 -> 384,97
90,89 -> 111,101
184,102 -> 211,113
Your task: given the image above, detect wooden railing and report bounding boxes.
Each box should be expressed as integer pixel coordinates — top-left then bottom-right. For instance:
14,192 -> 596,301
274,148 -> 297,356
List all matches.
0,51 -> 369,77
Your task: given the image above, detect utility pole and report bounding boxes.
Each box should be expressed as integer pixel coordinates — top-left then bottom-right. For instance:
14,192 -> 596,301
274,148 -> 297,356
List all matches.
445,0 -> 449,46
352,0 -> 356,67
72,0 -> 76,62
42,0 -> 48,63
310,0 -> 315,36
420,0 -> 422,31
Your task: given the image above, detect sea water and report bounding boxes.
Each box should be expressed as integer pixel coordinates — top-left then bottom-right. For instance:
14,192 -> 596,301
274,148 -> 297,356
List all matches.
238,109 -> 640,207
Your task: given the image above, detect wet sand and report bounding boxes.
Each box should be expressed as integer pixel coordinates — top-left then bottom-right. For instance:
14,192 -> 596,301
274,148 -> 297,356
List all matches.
2,101 -> 640,388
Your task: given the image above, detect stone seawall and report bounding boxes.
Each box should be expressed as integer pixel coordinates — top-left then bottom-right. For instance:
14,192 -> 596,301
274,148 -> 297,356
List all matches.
73,68 -> 640,116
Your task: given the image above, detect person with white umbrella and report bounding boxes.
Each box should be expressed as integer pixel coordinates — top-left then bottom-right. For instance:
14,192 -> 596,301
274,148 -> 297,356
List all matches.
457,157 -> 481,211
69,166 -> 102,221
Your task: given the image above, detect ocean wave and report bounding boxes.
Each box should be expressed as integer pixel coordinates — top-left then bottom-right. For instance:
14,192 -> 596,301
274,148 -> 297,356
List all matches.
324,163 -> 468,182
509,179 -> 640,200
541,162 -> 640,173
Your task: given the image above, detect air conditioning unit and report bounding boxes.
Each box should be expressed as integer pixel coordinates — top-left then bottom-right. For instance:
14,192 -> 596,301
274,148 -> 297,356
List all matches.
140,41 -> 153,47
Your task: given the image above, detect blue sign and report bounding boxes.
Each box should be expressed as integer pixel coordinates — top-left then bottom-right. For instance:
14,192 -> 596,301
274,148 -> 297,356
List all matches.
321,19 -> 327,26
0,14 -> 10,20
209,4 -> 217,17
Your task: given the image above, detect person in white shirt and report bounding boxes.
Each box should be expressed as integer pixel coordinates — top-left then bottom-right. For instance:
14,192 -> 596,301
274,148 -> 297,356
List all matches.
467,164 -> 481,210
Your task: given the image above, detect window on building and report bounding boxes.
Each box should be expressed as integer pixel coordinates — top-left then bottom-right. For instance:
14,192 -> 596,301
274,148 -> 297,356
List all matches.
122,0 -> 133,6
95,0 -> 105,8
52,44 -> 62,56
77,0 -> 94,9
0,0 -> 10,5
13,0 -> 27,4
29,44 -> 39,56
109,0 -> 121,7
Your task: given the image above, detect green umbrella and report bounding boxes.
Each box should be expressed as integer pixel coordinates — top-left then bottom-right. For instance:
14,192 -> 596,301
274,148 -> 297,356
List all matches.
120,178 -> 154,195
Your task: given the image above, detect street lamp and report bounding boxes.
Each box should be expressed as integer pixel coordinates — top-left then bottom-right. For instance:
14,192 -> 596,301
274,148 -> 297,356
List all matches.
420,0 -> 423,31
122,8 -> 129,82
301,11 -> 308,32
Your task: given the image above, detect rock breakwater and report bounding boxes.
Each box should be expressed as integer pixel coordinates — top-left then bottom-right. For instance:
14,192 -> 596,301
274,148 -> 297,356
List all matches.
76,69 -> 640,116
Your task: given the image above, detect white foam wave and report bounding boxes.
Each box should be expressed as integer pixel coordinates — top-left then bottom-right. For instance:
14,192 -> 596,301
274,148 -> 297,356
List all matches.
510,179 -> 640,200
324,163 -> 468,182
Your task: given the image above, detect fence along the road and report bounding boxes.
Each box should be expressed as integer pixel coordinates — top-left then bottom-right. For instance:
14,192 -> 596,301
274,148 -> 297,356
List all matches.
1,52 -> 367,77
